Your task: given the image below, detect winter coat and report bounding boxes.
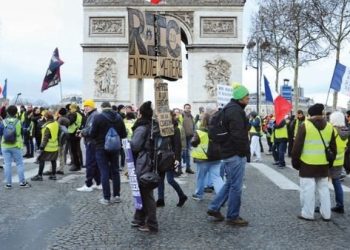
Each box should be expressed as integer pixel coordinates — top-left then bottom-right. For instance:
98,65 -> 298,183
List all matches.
182,111 -> 194,137
89,109 -> 127,150
330,126 -> 350,178
291,116 -> 337,178
220,99 -> 250,159
81,108 -> 98,145
130,118 -> 153,179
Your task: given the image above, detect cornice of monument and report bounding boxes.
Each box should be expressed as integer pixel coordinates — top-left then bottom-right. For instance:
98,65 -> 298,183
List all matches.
83,0 -> 246,7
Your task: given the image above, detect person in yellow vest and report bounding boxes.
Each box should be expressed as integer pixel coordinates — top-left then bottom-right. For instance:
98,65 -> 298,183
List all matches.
2,105 -> 31,188
329,111 -> 350,214
67,103 -> 83,171
31,111 -> 60,181
249,111 -> 262,162
292,103 -> 336,221
288,110 -> 305,157
124,112 -> 136,141
191,112 -> 224,201
272,118 -> 289,168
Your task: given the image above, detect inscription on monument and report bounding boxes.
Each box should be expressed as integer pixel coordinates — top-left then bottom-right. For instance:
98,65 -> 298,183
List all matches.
90,17 -> 124,35
94,58 -> 118,98
204,59 -> 231,98
201,17 -> 236,37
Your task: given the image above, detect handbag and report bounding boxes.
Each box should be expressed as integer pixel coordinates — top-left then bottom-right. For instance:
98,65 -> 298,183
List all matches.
315,127 -> 335,166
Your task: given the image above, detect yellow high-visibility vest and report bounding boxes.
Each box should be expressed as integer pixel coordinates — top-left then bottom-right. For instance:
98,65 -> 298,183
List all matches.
333,129 -> 348,167
191,130 -> 208,160
274,124 -> 288,139
41,121 -> 59,152
124,119 -> 135,140
68,112 -> 82,134
250,116 -> 262,135
300,120 -> 333,165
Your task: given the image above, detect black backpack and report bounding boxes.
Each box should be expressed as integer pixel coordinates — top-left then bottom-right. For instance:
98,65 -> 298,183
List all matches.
155,135 -> 175,173
206,106 -> 232,161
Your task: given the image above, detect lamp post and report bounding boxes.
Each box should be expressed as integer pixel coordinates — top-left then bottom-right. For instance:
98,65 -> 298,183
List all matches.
14,93 -> 21,105
246,39 -> 270,114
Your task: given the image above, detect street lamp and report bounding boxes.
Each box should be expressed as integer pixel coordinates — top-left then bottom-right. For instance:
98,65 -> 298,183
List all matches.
14,93 -> 21,105
246,39 -> 270,114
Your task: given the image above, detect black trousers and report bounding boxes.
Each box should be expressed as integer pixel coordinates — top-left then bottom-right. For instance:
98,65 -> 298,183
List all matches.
133,188 -> 158,231
69,134 -> 82,168
38,160 -> 57,175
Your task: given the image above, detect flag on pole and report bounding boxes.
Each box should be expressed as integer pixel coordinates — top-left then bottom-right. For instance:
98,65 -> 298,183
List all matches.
41,48 -> 64,92
2,79 -> 7,98
264,76 -> 292,125
330,61 -> 350,96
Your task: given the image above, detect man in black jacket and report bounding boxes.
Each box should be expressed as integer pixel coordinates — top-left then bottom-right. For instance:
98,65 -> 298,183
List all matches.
207,84 -> 250,227
90,102 -> 127,205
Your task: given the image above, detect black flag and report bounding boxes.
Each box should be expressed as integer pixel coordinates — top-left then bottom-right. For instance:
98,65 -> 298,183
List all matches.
41,48 -> 64,92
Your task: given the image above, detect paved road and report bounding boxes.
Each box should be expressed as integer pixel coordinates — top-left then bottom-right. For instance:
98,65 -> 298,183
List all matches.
1,152 -> 350,249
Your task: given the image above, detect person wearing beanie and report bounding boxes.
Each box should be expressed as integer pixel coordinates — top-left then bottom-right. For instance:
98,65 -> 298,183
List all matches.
292,103 -> 336,221
207,83 -> 250,227
31,111 -> 60,181
328,111 -> 350,214
130,101 -> 158,232
89,100 -> 127,205
76,99 -> 101,192
67,102 -> 83,171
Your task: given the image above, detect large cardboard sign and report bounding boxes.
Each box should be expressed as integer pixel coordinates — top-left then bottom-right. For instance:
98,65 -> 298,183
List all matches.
154,78 -> 174,136
217,84 -> 232,107
128,8 -> 182,81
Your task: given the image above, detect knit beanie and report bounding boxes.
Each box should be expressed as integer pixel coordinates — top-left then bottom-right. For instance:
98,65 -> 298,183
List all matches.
101,101 -> 111,110
308,103 -> 324,116
139,101 -> 153,120
232,84 -> 249,100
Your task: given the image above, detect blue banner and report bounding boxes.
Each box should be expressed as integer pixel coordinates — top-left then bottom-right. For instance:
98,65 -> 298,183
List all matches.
123,139 -> 143,210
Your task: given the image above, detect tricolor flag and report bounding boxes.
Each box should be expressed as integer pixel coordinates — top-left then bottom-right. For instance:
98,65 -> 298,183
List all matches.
41,48 -> 64,92
330,62 -> 350,96
264,76 -> 292,125
146,0 -> 163,4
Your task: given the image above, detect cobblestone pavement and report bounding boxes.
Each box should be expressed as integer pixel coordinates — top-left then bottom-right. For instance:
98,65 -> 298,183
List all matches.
1,152 -> 350,249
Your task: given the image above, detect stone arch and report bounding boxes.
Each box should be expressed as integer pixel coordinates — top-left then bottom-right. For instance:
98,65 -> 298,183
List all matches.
163,13 -> 193,45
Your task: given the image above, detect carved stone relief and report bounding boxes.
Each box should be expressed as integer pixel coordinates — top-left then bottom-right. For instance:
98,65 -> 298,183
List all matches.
201,17 -> 236,37
168,12 -> 194,33
94,58 -> 118,98
90,17 -> 124,36
204,59 -> 231,98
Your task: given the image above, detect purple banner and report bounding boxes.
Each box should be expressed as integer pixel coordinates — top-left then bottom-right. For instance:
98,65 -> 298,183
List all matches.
123,139 -> 143,210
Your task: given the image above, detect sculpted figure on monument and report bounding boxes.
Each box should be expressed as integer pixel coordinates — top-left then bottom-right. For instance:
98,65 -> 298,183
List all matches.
204,59 -> 231,98
94,58 -> 118,98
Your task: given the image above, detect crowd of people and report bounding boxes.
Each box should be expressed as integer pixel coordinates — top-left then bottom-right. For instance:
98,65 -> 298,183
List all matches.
1,83 -> 350,232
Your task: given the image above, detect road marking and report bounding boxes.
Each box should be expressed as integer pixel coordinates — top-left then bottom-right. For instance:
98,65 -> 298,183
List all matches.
12,168 -> 39,183
250,163 -> 300,191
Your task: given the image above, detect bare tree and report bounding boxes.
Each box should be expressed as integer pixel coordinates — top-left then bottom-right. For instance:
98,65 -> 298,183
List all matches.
309,0 -> 350,109
283,0 -> 329,113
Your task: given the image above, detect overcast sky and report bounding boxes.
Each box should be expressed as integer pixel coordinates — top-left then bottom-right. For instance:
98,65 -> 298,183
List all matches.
0,0 -> 349,108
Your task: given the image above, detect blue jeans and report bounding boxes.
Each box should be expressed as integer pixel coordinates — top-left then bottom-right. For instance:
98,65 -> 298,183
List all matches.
85,143 -> 100,187
195,161 -> 224,199
158,170 -> 186,200
3,147 -> 25,185
332,177 -> 344,208
272,141 -> 287,166
181,136 -> 192,169
208,155 -> 246,220
95,148 -> 120,200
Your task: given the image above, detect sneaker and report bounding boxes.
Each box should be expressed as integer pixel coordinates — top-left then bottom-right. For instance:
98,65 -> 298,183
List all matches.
322,217 -> 331,222
99,198 -> 111,205
42,171 -> 52,176
253,158 -> 261,162
31,175 -> 43,181
131,221 -> 143,227
5,184 -> 12,189
226,217 -> 249,227
56,171 -> 64,175
156,199 -> 165,207
207,210 -> 225,221
138,225 -> 150,232
110,196 -> 121,203
177,196 -> 188,207
19,182 -> 31,188
69,166 -> 81,172
91,183 -> 103,190
76,185 -> 93,192
49,175 -> 57,180
192,194 -> 202,201
331,206 -> 344,214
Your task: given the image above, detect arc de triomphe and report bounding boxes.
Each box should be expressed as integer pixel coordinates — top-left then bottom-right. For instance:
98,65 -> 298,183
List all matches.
82,0 -> 246,110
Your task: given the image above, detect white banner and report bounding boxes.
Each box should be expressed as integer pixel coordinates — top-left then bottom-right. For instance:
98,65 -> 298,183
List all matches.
217,84 -> 232,107
341,66 -> 350,97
